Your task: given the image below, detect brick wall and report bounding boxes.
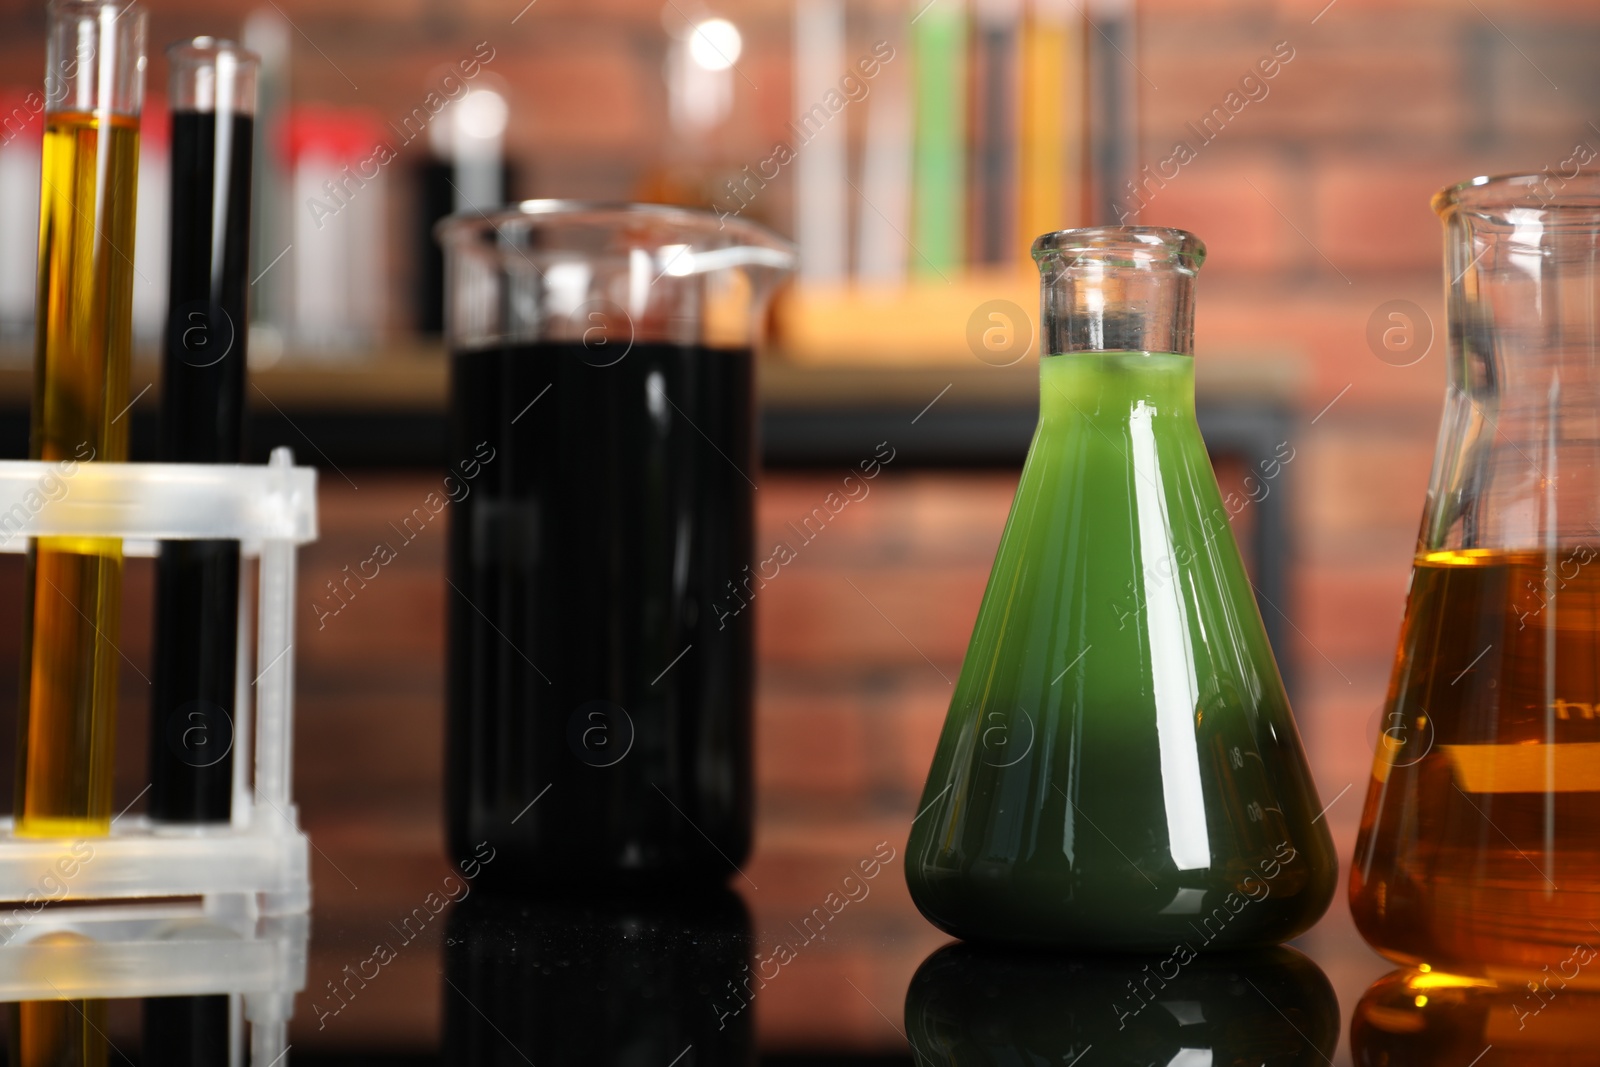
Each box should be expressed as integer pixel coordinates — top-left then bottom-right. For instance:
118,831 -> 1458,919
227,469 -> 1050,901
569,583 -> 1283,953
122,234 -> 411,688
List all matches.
5,0 -> 1596,393
0,0 -> 1594,1049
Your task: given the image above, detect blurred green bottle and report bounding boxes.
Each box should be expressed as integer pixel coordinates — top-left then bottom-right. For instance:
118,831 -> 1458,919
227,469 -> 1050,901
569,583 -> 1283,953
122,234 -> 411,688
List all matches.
905,226 -> 1336,949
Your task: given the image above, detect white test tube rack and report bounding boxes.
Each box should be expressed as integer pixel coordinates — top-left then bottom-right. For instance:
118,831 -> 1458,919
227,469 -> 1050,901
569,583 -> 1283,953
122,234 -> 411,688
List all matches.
0,447 -> 316,917
0,905 -> 308,1066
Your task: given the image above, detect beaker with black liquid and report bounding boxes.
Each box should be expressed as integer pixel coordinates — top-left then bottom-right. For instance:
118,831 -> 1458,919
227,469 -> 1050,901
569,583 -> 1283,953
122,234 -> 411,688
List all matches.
437,202 -> 792,887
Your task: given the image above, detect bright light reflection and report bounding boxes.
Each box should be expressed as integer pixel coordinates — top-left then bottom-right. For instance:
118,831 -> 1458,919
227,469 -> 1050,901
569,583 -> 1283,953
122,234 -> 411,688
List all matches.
688,18 -> 742,71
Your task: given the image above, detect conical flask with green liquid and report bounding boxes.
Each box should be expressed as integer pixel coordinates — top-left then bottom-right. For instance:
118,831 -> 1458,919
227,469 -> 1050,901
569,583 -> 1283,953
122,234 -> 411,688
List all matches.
906,227 -> 1337,949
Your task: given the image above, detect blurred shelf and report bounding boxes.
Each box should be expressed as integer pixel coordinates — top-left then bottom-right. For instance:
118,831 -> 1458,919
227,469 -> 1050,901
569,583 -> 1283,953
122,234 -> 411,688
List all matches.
760,351 -> 1300,466
0,335 -> 1302,685
0,341 -> 449,410
774,273 -> 1040,368
762,349 -> 1302,407
0,339 -> 1300,469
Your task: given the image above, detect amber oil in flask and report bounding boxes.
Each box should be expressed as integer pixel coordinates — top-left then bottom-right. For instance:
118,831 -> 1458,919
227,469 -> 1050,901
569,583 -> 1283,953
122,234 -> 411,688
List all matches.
1350,171 -> 1600,974
1353,548 -> 1600,970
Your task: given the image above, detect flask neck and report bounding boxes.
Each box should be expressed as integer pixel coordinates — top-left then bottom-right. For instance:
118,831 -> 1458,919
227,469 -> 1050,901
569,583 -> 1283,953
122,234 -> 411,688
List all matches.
1437,176 -> 1600,403
1424,175 -> 1600,551
1033,227 -> 1204,358
1040,353 -> 1196,427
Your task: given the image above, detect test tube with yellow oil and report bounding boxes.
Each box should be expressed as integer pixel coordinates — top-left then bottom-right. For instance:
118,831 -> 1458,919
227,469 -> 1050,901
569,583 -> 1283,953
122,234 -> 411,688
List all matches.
5,932 -> 107,1067
8,998 -> 109,1067
15,0 -> 147,838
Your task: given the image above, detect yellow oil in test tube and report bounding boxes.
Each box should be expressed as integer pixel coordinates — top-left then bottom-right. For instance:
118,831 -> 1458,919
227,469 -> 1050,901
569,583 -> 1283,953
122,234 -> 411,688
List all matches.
14,2 -> 146,838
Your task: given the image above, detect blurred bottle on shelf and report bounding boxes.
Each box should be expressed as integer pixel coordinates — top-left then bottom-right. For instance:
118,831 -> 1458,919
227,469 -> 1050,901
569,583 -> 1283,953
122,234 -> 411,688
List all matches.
636,12 -> 754,218
853,3 -> 912,283
910,0 -> 967,277
0,92 -> 43,348
665,13 -> 741,138
1018,0 -> 1087,256
412,75 -> 514,336
773,0 -> 1092,367
1086,0 -> 1138,224
970,0 -> 1020,268
132,97 -> 169,347
242,7 -> 292,365
793,0 -> 849,284
282,105 -> 387,353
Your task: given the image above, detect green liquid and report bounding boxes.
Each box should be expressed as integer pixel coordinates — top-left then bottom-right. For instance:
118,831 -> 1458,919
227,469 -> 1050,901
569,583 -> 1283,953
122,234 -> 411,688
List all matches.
906,352 -> 1336,950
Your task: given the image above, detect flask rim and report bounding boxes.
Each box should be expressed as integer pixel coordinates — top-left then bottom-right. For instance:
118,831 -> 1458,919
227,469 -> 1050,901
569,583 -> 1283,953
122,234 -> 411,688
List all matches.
46,0 -> 142,14
1031,226 -> 1206,272
166,37 -> 260,117
166,37 -> 258,67
1433,173 -> 1600,218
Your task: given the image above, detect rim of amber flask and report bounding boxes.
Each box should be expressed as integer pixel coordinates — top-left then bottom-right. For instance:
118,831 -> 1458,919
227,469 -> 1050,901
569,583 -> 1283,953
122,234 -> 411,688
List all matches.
1433,172 -> 1600,220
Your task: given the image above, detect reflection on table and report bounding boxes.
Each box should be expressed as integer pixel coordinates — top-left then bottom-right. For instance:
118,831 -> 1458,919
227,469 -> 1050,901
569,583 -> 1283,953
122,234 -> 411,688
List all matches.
0,903 -> 305,1066
1352,965 -> 1600,1066
906,942 -> 1339,1066
443,887 -> 753,1066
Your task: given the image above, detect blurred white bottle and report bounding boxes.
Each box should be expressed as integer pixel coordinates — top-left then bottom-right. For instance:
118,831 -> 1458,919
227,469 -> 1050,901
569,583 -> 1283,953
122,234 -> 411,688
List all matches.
287,106 -> 387,353
0,92 -> 43,348
132,98 -> 170,347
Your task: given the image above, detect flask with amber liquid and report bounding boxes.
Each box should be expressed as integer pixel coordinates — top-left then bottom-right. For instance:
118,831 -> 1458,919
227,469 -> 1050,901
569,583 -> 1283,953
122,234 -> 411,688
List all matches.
1352,173 -> 1600,973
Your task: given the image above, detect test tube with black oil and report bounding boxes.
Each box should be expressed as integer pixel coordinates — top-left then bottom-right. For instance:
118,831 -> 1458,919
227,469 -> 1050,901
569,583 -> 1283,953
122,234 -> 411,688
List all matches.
142,38 -> 259,1067
149,38 -> 257,824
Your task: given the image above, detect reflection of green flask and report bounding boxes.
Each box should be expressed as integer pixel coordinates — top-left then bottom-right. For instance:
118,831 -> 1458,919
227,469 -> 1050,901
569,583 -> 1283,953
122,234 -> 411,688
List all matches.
906,227 -> 1336,949
906,943 -> 1339,1065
